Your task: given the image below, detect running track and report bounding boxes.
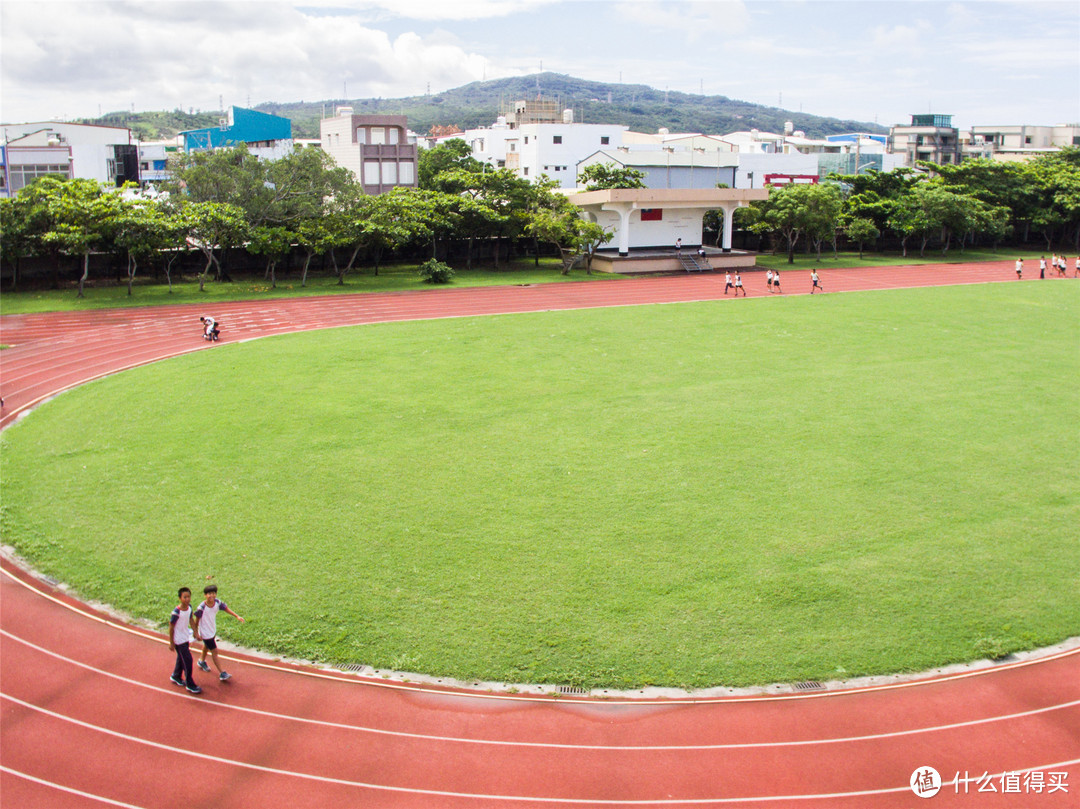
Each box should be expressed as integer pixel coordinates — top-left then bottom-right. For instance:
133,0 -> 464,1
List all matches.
2,263 -> 1078,808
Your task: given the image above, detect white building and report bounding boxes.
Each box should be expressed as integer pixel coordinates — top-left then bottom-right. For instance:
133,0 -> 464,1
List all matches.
578,148 -> 738,190
963,124 -> 1080,161
568,187 -> 768,271
0,121 -> 137,196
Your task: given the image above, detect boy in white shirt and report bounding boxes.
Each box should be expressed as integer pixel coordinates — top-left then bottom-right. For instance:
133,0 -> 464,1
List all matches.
169,587 -> 202,694
194,584 -> 245,681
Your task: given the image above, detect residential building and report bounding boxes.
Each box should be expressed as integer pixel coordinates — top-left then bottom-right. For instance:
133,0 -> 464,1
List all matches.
0,121 -> 136,196
962,124 -> 1080,161
888,114 -> 961,166
180,106 -> 293,160
432,100 -> 627,189
319,108 -> 418,195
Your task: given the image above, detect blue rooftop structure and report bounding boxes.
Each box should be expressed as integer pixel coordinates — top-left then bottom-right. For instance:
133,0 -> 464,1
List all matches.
181,106 -> 291,152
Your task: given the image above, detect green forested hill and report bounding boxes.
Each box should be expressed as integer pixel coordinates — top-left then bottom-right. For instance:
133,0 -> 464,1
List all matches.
82,73 -> 886,140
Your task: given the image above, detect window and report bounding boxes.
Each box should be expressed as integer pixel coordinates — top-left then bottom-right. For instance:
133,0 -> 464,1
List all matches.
355,128 -> 366,144
7,164 -> 71,192
398,161 -> 415,185
524,167 -> 529,176
524,136 -> 529,144
1025,136 -> 1032,144
553,135 -> 562,144
388,128 -> 399,145
509,143 -> 516,152
370,127 -> 386,145
364,161 -> 380,185
382,161 -> 398,185
601,136 -> 610,145
140,162 -> 149,170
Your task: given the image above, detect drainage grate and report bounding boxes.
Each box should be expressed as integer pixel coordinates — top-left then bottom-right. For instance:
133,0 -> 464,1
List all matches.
793,681 -> 823,691
340,664 -> 365,673
558,685 -> 588,696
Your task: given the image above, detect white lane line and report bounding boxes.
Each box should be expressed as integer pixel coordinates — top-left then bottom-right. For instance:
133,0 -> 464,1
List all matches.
3,630 -> 1079,752
4,695 -> 1078,805
0,766 -> 149,808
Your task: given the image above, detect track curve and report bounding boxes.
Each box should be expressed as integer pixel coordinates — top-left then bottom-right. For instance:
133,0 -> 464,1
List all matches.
2,264 -> 1078,807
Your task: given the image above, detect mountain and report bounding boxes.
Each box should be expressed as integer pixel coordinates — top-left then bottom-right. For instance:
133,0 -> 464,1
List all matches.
79,73 -> 887,141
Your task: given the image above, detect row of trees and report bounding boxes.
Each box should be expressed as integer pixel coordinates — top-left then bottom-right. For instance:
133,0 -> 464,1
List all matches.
735,148 -> 1080,262
3,143 -> 1078,292
0,142 -> 612,295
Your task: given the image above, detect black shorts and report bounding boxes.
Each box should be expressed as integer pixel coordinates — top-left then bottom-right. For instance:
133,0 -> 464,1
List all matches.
200,636 -> 218,650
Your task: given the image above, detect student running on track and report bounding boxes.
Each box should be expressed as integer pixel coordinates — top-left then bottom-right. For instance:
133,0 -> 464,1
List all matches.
811,269 -> 823,293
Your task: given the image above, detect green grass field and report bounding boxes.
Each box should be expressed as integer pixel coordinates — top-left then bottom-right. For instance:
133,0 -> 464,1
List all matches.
2,282 -> 1077,689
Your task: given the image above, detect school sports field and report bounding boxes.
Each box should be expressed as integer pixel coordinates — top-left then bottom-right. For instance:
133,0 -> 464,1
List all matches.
2,271 -> 1076,690
2,264 -> 1078,808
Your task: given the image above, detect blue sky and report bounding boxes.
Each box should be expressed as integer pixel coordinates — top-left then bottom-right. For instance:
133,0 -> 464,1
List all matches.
2,0 -> 1077,131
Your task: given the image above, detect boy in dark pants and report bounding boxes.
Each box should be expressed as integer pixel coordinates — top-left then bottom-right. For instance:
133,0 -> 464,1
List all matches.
194,584 -> 245,681
169,587 -> 202,694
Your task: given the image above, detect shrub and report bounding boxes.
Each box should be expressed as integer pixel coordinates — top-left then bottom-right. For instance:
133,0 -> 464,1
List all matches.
418,259 -> 455,284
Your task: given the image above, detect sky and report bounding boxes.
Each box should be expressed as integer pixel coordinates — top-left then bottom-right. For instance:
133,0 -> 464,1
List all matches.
1,0 -> 1078,132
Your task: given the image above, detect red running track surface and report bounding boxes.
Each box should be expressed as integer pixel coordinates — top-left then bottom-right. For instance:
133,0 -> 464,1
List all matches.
2,263 -> 1078,807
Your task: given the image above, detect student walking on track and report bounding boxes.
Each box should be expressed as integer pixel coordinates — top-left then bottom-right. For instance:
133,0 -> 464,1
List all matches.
169,587 -> 202,694
194,584 -> 245,682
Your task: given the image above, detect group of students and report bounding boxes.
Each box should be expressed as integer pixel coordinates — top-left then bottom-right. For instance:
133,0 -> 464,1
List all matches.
1015,256 -> 1080,279
723,269 -> 824,296
169,584 -> 244,694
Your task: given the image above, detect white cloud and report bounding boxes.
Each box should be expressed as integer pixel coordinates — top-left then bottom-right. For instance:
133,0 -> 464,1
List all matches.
0,2 -> 511,120
616,0 -> 750,37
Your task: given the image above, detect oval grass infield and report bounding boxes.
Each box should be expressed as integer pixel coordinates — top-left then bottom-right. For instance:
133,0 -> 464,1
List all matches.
2,282 -> 1078,689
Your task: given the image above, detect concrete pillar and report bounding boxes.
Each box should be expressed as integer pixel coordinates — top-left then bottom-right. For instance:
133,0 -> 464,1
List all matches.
721,206 -> 735,252
602,202 -> 634,256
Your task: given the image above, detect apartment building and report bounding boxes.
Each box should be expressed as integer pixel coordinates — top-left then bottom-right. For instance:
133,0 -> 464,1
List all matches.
888,114 -> 962,166
319,108 -> 417,194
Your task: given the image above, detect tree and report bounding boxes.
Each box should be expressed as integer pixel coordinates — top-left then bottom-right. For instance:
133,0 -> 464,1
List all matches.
527,200 -> 612,274
19,177 -> 124,297
167,146 -> 276,226
758,182 -> 842,264
802,183 -> 843,259
247,225 -> 294,288
114,199 -> 173,296
844,217 -> 880,259
578,163 -> 646,190
0,196 -> 37,290
179,201 -> 248,291
418,140 -> 485,191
